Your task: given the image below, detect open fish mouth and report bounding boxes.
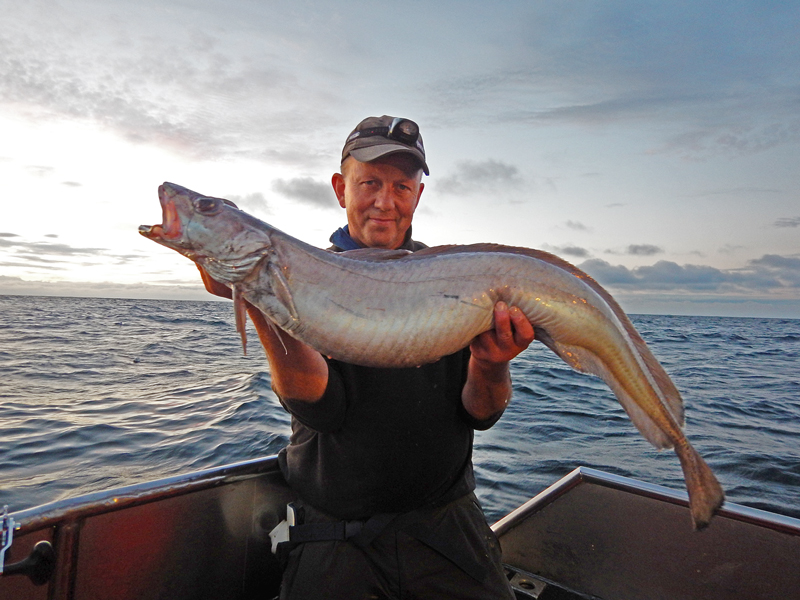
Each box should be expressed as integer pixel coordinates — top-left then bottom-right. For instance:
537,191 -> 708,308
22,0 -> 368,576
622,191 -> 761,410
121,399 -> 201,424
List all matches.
139,184 -> 183,241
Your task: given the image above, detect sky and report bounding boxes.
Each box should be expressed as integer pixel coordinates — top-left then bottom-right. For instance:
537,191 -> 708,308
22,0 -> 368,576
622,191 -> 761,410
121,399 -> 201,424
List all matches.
1,0 -> 799,318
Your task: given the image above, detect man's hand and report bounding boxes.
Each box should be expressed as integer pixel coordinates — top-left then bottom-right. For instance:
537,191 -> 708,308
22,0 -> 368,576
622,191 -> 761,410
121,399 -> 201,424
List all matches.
462,302 -> 535,421
470,301 -> 534,365
197,265 -> 232,300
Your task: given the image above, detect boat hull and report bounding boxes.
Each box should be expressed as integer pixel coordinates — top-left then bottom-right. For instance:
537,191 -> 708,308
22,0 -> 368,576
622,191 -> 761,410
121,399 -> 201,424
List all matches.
495,467 -> 800,600
3,460 -> 799,600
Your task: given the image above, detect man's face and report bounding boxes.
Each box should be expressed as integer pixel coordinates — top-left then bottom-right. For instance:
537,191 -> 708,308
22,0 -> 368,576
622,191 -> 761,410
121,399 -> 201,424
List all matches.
332,155 -> 424,249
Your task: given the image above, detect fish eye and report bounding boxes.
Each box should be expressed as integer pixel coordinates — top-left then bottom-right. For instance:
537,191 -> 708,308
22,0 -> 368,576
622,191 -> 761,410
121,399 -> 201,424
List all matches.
194,197 -> 221,214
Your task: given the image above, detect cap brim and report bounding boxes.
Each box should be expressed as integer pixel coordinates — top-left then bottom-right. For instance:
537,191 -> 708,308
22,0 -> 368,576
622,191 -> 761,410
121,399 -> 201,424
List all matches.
349,144 -> 430,176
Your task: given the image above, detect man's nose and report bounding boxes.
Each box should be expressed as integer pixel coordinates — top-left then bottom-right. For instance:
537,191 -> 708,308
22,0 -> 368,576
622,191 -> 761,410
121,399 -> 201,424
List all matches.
373,187 -> 395,210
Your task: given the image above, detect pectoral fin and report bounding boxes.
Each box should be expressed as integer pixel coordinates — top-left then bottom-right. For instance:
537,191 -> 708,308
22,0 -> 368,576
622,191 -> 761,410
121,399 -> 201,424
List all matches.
232,283 -> 248,355
269,263 -> 299,320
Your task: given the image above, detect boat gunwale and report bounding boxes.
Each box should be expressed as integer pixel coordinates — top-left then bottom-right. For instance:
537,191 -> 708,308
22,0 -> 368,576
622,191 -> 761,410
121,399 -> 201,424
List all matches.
492,466 -> 800,537
10,460 -> 800,538
7,455 -> 283,534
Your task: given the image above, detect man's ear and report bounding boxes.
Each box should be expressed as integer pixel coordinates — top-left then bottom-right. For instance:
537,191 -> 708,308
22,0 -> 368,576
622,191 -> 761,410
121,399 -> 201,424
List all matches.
331,172 -> 346,208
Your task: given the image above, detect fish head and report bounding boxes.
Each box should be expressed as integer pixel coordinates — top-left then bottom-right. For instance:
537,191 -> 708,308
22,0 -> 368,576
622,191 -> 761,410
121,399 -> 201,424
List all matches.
139,182 -> 274,284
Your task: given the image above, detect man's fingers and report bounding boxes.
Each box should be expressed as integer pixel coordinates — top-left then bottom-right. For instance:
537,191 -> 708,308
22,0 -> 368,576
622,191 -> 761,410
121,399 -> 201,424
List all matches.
494,302 -> 534,349
509,306 -> 535,347
493,302 -> 514,344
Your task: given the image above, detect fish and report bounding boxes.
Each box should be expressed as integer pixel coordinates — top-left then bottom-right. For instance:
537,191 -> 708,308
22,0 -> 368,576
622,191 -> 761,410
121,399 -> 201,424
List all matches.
140,182 -> 725,529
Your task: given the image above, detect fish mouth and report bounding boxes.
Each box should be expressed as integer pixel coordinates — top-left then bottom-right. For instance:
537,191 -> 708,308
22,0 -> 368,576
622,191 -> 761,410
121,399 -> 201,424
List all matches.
138,184 -> 183,241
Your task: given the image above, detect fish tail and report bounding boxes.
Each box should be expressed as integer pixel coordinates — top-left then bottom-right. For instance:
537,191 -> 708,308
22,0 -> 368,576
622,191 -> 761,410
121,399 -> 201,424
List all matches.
675,440 -> 725,530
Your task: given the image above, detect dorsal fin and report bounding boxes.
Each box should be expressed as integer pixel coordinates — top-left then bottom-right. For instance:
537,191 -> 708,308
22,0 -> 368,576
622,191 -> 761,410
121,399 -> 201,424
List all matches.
339,248 -> 413,261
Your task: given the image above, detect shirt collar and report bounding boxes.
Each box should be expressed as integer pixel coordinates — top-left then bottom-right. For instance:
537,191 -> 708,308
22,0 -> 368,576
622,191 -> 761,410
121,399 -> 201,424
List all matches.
329,225 -> 417,252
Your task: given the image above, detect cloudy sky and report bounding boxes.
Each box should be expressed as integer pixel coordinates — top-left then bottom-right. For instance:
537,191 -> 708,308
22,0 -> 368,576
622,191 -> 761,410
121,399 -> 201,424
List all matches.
1,0 -> 799,317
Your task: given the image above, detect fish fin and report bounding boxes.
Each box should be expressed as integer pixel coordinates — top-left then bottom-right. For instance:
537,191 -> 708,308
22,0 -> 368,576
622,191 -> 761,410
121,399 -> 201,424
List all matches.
407,243 -> 496,257
266,318 -> 289,356
339,248 -> 412,261
674,440 -> 725,529
232,284 -> 248,355
535,327 -> 674,449
268,263 -> 299,320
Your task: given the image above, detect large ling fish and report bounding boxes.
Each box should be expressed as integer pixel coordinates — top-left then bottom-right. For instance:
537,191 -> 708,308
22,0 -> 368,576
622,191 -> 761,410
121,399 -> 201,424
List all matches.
140,182 -> 724,528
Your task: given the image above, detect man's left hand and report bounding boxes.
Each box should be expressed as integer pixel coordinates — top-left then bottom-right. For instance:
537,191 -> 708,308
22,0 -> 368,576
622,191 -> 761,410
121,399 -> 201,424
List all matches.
470,301 -> 535,365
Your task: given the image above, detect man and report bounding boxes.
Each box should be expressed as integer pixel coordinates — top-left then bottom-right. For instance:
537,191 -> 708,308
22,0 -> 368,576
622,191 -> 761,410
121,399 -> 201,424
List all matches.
199,116 -> 534,599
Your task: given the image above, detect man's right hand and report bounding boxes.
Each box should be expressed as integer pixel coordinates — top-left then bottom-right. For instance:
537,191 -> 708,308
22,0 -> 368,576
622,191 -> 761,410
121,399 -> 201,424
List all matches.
197,265 -> 232,300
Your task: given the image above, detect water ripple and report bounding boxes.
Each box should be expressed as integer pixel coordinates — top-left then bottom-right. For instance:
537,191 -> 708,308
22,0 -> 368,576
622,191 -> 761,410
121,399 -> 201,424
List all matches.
1,296 -> 799,524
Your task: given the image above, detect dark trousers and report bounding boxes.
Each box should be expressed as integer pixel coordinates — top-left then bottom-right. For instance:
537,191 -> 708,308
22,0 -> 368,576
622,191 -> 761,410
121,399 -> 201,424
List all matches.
279,493 -> 515,600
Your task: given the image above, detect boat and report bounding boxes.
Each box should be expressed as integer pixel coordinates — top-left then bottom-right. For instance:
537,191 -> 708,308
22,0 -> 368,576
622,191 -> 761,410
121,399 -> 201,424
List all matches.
2,456 -> 799,599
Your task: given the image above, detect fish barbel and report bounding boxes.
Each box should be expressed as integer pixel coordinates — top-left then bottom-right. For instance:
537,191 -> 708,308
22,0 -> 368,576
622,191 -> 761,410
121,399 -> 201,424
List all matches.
140,182 -> 724,528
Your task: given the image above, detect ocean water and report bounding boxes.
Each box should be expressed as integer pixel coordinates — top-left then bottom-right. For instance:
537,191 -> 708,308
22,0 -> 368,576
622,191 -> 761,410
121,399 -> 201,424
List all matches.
1,295 -> 798,523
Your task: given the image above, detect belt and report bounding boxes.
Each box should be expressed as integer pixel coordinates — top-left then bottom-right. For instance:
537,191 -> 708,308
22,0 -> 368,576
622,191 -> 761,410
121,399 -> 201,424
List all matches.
268,498 -> 489,583
270,505 -> 398,552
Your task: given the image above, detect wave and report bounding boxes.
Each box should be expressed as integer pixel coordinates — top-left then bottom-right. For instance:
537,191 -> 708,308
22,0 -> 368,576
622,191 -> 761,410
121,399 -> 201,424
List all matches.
1,296 -> 799,522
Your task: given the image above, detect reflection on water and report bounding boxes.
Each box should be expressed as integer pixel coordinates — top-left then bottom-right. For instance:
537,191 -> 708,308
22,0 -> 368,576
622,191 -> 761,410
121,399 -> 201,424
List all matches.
1,296 -> 799,522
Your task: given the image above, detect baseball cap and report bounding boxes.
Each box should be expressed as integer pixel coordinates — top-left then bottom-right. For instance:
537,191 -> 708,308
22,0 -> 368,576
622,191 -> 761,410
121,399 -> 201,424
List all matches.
341,115 -> 429,175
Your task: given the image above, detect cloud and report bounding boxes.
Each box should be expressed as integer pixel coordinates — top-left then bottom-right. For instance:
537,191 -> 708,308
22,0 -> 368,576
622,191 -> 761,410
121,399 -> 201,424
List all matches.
581,253 -> 800,293
626,244 -> 663,256
689,186 -> 782,198
565,220 -> 590,232
0,2 -> 347,169
719,244 -> 744,255
512,94 -> 684,126
551,245 -> 591,259
749,255 -> 800,283
26,165 -> 54,177
1,236 -> 28,248
227,192 -> 270,214
15,241 -> 107,257
775,216 -> 800,228
0,236 -> 122,276
9,254 -> 65,265
0,260 -> 63,270
436,159 -> 523,195
0,275 -> 213,302
605,244 -> 664,257
5,0 -> 799,172
580,259 -> 639,285
422,2 -> 800,160
272,177 -> 336,209
651,120 -> 800,158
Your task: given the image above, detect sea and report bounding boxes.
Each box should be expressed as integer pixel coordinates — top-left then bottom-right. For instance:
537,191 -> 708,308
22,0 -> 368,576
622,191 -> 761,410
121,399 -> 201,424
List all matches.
1,294 -> 798,523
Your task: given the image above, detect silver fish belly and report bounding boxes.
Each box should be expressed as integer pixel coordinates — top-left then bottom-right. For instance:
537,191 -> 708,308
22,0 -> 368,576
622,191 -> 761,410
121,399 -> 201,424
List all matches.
140,182 -> 725,528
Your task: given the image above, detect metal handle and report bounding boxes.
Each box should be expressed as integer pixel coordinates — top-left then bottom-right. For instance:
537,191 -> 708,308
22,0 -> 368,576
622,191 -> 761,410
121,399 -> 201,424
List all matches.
1,541 -> 56,586
0,506 -> 13,575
